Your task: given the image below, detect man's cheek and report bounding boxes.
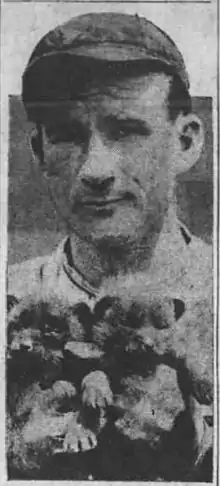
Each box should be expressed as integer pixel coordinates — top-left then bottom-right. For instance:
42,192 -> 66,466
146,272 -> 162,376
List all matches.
44,144 -> 82,177
147,141 -> 171,194
127,148 -> 158,197
119,144 -> 148,186
45,152 -> 81,200
130,155 -> 170,216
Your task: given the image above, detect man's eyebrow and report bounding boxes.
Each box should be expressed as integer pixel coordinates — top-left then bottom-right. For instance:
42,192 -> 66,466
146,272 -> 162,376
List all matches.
103,115 -> 152,132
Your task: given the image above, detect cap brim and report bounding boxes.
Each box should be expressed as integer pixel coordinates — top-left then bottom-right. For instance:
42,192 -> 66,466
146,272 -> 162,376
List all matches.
26,43 -> 177,72
65,43 -> 172,63
23,45 -> 189,113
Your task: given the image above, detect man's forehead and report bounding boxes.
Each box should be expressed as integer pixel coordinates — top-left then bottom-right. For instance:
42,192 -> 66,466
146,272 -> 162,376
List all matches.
43,72 -> 170,123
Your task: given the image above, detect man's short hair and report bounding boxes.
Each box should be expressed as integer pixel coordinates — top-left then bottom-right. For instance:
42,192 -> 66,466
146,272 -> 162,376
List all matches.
168,75 -> 192,122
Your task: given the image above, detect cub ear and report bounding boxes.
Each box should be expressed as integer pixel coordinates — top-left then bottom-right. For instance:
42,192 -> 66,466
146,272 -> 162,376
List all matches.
7,295 -> 19,313
150,297 -> 185,329
93,296 -> 118,322
72,302 -> 94,326
71,302 -> 94,341
173,299 -> 185,321
94,296 -> 126,325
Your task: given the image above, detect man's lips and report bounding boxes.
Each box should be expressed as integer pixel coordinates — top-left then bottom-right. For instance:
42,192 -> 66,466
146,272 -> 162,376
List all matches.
72,193 -> 136,217
80,198 -> 124,207
75,192 -> 135,209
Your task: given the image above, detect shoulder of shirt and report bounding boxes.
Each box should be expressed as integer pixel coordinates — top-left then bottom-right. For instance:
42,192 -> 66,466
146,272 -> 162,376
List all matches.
7,228 -> 212,299
152,217 -> 212,297
7,237 -> 67,299
7,254 -> 49,298
7,239 -> 95,306
179,223 -> 212,295
185,227 -> 212,269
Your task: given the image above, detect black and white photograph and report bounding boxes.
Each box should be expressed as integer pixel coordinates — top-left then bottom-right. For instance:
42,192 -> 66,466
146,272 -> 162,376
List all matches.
1,1 -> 218,482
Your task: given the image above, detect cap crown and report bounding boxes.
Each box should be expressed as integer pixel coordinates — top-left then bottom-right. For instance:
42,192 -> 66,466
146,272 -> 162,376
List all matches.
22,12 -> 189,117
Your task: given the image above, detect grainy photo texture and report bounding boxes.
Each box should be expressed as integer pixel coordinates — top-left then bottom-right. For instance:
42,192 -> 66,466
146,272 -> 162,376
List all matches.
5,3 -> 217,482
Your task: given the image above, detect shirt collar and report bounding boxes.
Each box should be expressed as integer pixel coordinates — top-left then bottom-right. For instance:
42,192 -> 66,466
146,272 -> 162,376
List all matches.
56,213 -> 192,298
62,237 -> 97,298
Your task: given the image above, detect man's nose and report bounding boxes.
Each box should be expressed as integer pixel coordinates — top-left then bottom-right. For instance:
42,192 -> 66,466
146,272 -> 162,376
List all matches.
81,175 -> 115,194
80,132 -> 116,194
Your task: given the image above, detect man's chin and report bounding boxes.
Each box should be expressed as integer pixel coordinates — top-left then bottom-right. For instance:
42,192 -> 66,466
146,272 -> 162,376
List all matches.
83,226 -> 139,249
71,209 -> 143,247
92,232 -> 131,249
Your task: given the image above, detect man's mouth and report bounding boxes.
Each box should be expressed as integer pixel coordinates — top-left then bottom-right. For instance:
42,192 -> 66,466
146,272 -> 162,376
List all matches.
76,198 -> 123,218
81,198 -> 124,208
73,193 -> 135,217
77,192 -> 135,207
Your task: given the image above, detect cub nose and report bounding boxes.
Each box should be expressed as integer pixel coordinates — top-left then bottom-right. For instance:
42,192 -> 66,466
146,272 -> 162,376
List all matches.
20,340 -> 33,352
10,338 -> 33,352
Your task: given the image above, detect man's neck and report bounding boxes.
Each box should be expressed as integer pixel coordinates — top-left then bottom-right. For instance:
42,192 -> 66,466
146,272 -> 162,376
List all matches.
69,206 -> 178,290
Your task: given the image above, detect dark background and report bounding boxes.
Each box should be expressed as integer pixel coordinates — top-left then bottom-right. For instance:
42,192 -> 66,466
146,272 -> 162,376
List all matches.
8,95 -> 213,265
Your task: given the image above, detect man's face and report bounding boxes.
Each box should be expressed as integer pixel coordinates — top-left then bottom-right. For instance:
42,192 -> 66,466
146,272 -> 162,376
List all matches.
41,73 -> 176,247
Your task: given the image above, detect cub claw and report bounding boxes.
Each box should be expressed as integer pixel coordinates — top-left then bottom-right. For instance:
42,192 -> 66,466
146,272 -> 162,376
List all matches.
82,371 -> 113,409
54,422 -> 97,454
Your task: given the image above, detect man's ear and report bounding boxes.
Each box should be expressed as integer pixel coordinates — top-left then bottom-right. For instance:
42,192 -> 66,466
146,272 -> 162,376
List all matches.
172,113 -> 204,175
30,125 -> 45,168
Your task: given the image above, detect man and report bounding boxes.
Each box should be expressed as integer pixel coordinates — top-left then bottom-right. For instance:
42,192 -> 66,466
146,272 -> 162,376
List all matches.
8,12 -> 212,479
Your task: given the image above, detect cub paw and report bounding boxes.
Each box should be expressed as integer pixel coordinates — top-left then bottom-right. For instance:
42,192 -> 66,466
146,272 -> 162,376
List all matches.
82,371 -> 113,409
54,420 -> 97,454
52,380 -> 77,400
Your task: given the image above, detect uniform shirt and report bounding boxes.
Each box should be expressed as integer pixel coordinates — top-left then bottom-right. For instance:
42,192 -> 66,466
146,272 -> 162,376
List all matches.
8,217 -> 212,308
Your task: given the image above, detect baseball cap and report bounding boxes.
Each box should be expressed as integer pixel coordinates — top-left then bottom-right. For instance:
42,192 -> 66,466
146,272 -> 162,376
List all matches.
22,12 -> 189,119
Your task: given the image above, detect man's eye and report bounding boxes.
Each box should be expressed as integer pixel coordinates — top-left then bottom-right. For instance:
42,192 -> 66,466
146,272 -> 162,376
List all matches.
117,126 -> 132,138
108,120 -> 151,140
